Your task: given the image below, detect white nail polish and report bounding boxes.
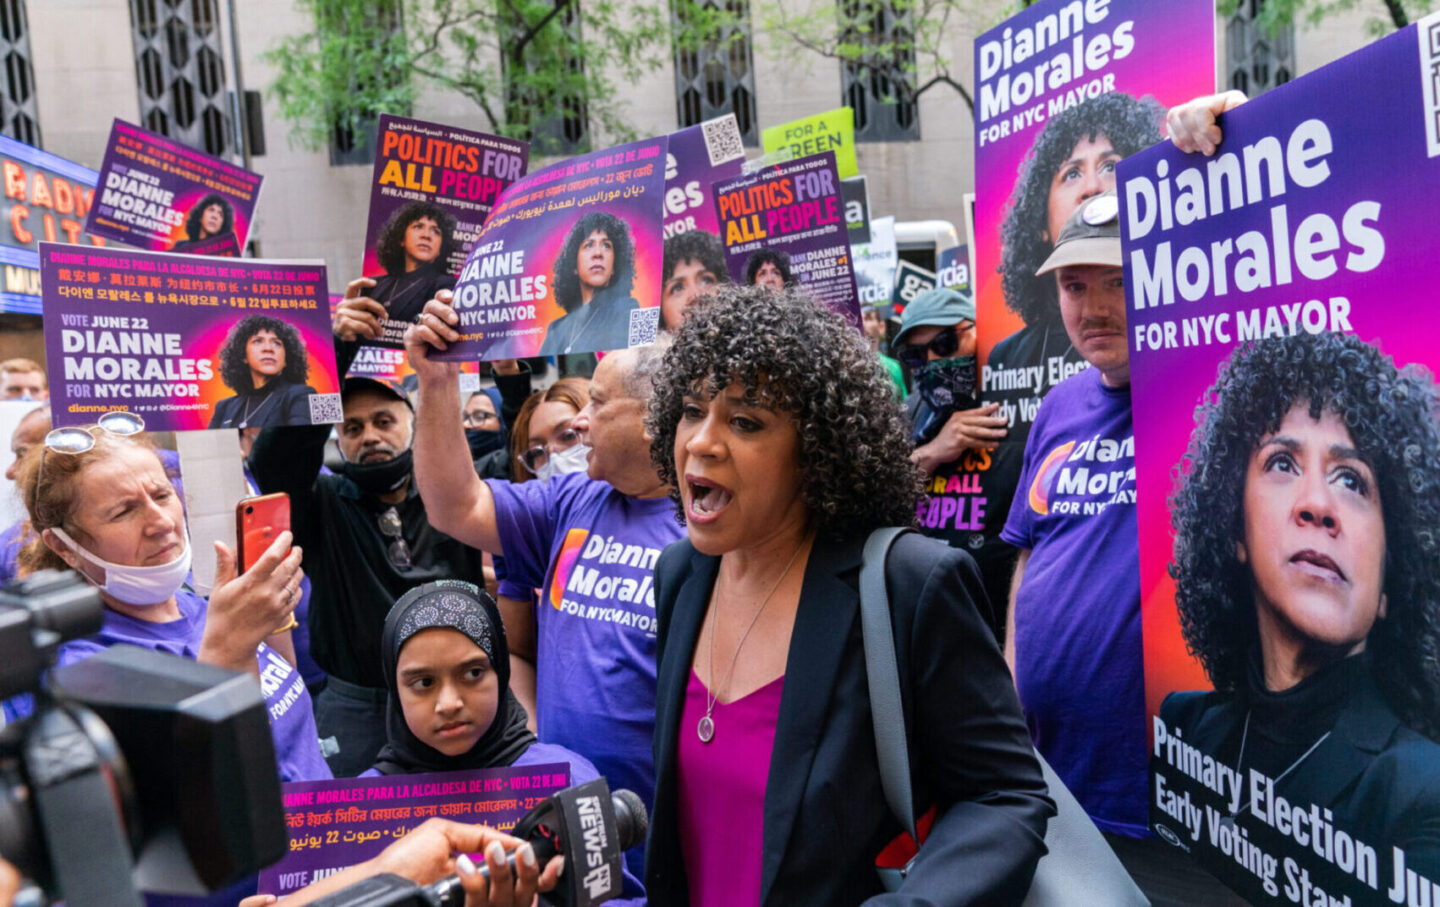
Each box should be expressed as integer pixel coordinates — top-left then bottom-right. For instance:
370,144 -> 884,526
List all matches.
456,854 -> 477,876
519,843 -> 537,868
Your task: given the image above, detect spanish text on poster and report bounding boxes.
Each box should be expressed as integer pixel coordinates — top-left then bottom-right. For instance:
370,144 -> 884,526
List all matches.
714,151 -> 860,325
0,135 -> 105,315
257,763 -> 569,898
1126,17 -> 1440,905
359,115 -> 529,365
42,243 -> 340,432
970,0 -> 1214,563
434,136 -> 668,361
84,119 -> 263,255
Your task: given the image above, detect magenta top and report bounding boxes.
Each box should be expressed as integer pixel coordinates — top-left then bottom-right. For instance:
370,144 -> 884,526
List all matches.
677,668 -> 785,907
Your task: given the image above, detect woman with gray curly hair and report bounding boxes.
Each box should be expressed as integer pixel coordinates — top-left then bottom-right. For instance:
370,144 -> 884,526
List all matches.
643,285 -> 1052,905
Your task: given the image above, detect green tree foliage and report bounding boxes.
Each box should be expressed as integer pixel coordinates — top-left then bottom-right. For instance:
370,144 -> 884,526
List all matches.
1216,0 -> 1435,37
266,0 -> 668,155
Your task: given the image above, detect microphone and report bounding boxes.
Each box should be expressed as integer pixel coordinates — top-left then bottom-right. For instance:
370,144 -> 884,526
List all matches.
310,783 -> 647,907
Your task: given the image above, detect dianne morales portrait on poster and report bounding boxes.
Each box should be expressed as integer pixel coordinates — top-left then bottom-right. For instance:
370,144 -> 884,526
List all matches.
1123,17 -> 1440,906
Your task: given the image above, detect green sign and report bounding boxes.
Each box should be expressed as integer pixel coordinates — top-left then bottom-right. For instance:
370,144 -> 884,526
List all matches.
761,107 -> 858,179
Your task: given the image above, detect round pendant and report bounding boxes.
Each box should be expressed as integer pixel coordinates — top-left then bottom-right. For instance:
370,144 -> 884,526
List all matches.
697,715 -> 714,743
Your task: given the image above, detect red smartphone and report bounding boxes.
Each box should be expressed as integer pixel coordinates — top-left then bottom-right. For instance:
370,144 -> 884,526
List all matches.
238,493 -> 297,634
238,492 -> 291,573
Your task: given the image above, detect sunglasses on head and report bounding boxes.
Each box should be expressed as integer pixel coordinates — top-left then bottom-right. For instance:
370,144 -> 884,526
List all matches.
897,323 -> 973,371
32,411 -> 147,516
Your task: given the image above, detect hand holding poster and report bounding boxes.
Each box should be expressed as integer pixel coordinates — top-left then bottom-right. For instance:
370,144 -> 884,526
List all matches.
42,244 -> 340,431
85,119 -> 262,255
257,763 -> 569,898
359,115 -> 529,361
435,136 -> 667,361
1127,18 -> 1440,905
714,152 -> 860,324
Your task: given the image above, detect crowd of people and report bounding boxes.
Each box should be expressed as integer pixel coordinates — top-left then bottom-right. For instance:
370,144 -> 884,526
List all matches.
4,87 -> 1427,907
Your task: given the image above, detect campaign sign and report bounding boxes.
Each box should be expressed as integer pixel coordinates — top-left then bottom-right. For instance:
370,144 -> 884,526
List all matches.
41,243 -> 340,431
258,763 -> 569,898
434,136 -> 667,361
663,114 -> 746,239
0,135 -> 106,315
714,151 -> 860,325
761,108 -> 858,179
936,244 -> 971,292
853,214 -> 898,312
1126,19 -> 1440,905
841,176 -> 871,245
970,0 -> 1214,559
360,115 -> 529,363
892,260 -> 938,310
85,119 -> 262,255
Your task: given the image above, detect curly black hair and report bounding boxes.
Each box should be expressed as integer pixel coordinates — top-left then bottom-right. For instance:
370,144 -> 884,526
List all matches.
217,314 -> 311,392
376,201 -> 459,276
744,248 -> 793,288
1170,331 -> 1440,739
552,211 -> 636,314
1000,92 -> 1163,327
185,193 -> 234,241
647,285 -> 922,538
663,229 -> 729,285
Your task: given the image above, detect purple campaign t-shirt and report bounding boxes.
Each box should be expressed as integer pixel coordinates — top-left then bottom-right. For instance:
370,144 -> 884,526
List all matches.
487,473 -> 684,825
53,589 -> 331,784
1001,366 -> 1146,837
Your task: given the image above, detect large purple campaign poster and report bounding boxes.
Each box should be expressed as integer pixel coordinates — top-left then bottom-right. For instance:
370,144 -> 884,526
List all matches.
435,136 -> 667,361
663,114 -> 745,239
360,115 -> 529,356
41,243 -> 340,432
1128,19 -> 1440,905
713,151 -> 860,325
257,763 -> 569,898
84,119 -> 262,255
969,0 -> 1213,609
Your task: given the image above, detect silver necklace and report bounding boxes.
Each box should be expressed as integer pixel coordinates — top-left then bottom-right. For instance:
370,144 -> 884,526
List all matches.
561,297 -> 605,355
237,386 -> 279,429
1221,709 -> 1331,827
698,538 -> 807,744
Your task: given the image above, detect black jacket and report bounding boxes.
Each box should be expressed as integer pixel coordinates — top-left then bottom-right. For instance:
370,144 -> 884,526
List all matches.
208,379 -> 317,429
647,531 -> 1052,906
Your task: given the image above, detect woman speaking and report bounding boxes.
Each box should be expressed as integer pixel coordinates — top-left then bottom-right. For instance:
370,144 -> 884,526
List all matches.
644,286 -> 1052,905
1165,331 -> 1440,880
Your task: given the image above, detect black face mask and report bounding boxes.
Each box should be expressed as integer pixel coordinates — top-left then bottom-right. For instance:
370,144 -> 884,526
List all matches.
338,448 -> 413,494
466,428 -> 505,460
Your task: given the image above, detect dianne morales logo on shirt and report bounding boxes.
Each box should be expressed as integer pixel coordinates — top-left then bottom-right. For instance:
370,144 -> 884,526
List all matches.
547,528 -> 661,634
1028,434 -> 1135,517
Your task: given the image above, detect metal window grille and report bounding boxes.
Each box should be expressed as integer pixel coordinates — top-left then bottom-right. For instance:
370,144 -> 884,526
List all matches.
838,0 -> 918,143
503,1 -> 589,155
0,0 -> 38,146
325,0 -> 405,166
129,0 -> 233,157
1226,0 -> 1294,97
672,0 -> 759,145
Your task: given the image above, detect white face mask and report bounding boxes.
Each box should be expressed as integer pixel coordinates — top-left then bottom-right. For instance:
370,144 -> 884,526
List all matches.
537,443 -> 592,482
50,526 -> 192,606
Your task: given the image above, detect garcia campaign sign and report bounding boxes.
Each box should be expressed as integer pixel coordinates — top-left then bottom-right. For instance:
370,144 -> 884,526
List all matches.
714,151 -> 860,324
359,115 -> 528,359
434,136 -> 667,361
85,119 -> 262,255
42,244 -> 340,432
1127,19 -> 1440,906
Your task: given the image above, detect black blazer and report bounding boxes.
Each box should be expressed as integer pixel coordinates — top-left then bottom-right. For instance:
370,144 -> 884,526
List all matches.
207,380 -> 317,429
646,531 -> 1053,906
1163,674 -> 1440,883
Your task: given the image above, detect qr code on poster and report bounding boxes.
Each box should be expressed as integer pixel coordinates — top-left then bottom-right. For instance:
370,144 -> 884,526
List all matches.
309,393 -> 343,425
628,308 -> 661,347
702,114 -> 745,167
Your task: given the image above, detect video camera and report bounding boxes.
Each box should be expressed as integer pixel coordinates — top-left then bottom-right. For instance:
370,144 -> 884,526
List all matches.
0,571 -> 288,907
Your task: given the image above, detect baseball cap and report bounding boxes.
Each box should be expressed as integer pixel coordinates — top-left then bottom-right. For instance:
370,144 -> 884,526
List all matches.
894,288 -> 976,347
342,375 -> 413,411
1036,191 -> 1122,275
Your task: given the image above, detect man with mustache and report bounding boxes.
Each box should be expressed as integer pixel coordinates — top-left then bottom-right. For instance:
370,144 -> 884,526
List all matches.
1000,191 -> 1199,899
246,291 -> 489,776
